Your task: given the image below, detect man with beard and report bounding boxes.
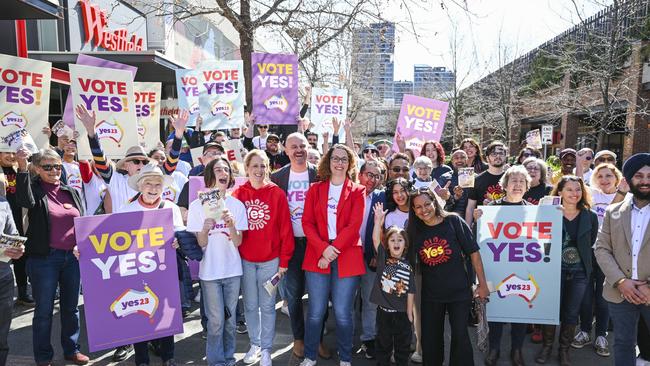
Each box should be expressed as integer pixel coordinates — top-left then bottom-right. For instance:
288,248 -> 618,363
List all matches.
387,153 -> 411,181
264,134 -> 290,171
439,149 -> 470,216
551,148 -> 577,185
595,153 -> 650,366
270,133 -> 331,360
305,132 -> 319,150
465,141 -> 508,228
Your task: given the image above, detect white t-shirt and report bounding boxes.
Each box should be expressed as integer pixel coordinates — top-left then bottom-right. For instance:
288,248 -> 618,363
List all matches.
187,196 -> 248,280
582,168 -> 593,185
412,178 -> 431,189
327,182 -> 343,240
62,161 -> 83,196
252,135 -> 268,150
162,171 -> 188,204
83,174 -> 107,216
384,209 -> 409,229
175,160 -> 192,177
108,173 -> 138,213
287,170 -> 310,237
590,187 -> 616,227
118,199 -> 186,231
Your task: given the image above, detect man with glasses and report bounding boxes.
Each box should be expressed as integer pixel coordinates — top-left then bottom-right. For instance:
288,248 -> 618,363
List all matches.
575,148 -> 594,183
594,150 -> 617,167
388,153 -> 412,181
357,161 -> 386,360
252,124 -> 270,150
265,134 -> 290,171
465,141 -> 508,227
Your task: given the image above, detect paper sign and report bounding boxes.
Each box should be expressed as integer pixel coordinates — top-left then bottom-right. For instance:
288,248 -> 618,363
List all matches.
134,82 -> 161,150
458,167 -> 475,188
477,206 -> 562,324
74,210 -> 183,351
0,233 -> 27,262
70,64 -> 139,160
0,54 -> 51,149
198,61 -> 245,130
175,69 -> 200,126
251,53 -> 299,125
198,188 -> 224,220
392,95 -> 448,156
310,87 -> 347,141
526,129 -> 542,150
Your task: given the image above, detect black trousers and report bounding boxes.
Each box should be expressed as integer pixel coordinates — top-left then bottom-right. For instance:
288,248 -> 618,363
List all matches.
421,299 -> 474,366
375,308 -> 411,366
639,314 -> 650,360
0,273 -> 14,366
12,255 -> 27,287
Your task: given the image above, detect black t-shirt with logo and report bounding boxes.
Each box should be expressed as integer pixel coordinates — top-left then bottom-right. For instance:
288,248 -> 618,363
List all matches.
409,214 -> 479,302
370,245 -> 415,312
2,166 -> 22,235
523,184 -> 552,205
468,170 -> 505,205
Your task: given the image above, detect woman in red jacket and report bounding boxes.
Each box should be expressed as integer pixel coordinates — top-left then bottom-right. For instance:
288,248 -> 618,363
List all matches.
300,144 -> 366,366
232,149 -> 294,366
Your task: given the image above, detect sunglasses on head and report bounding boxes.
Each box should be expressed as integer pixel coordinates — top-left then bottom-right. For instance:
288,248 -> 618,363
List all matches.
40,164 -> 62,171
129,159 -> 149,165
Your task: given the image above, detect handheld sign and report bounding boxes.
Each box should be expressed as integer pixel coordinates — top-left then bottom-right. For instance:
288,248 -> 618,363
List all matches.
251,53 -> 299,125
393,95 -> 448,156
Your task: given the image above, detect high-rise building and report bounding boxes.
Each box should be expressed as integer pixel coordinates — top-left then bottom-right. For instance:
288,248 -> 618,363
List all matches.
393,81 -> 413,105
351,22 -> 395,104
413,65 -> 455,98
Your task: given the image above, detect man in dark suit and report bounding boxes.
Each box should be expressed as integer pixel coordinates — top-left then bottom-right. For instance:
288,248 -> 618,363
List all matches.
270,132 -> 329,359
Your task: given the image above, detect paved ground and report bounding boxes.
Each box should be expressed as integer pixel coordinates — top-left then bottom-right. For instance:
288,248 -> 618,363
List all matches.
8,287 -> 616,365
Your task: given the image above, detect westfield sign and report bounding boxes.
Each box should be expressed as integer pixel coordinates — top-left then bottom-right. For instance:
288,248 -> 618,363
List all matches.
78,0 -> 144,51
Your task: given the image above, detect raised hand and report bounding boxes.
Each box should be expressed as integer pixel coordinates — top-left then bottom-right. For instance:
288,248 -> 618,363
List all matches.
16,148 -> 31,172
170,109 -> 190,138
373,202 -> 388,225
344,118 -> 353,132
453,185 -> 464,200
438,181 -> 452,201
395,130 -> 406,152
332,117 -> 341,135
75,104 -> 97,138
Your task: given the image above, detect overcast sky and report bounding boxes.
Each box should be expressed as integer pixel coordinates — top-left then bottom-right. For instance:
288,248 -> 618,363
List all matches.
387,0 -> 609,87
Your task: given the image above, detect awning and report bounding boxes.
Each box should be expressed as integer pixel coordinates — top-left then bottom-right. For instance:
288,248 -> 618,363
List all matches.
3,0 -> 61,19
28,50 -> 188,83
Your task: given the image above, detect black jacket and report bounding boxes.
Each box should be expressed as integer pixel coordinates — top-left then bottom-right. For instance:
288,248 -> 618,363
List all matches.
16,172 -> 85,257
270,163 -> 318,194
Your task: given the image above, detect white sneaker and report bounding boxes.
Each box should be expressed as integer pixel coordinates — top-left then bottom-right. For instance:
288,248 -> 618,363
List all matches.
281,302 -> 290,316
260,349 -> 272,366
570,330 -> 591,349
340,362 -> 351,366
194,291 -> 201,303
299,358 -> 317,366
410,351 -> 423,363
243,345 -> 261,364
594,335 -> 610,357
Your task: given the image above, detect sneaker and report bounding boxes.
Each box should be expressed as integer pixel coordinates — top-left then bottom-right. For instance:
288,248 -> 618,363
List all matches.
260,349 -> 272,366
570,330 -> 591,349
237,321 -> 248,334
531,328 -> 543,343
410,351 -> 423,364
299,358 -> 317,366
281,302 -> 290,316
340,362 -> 351,366
362,340 -> 376,359
594,336 -> 610,357
243,345 -> 261,364
112,345 -> 133,362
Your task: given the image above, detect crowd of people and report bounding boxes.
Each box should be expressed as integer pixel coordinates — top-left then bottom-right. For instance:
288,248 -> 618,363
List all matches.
0,101 -> 648,366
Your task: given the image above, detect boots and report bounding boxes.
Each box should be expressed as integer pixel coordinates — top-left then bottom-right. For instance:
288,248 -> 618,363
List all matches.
292,339 -> 304,358
511,348 -> 525,366
17,285 -> 35,306
559,324 -> 575,366
535,325 -> 556,364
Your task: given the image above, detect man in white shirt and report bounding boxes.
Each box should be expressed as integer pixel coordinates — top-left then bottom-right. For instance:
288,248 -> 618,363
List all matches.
595,153 -> 650,366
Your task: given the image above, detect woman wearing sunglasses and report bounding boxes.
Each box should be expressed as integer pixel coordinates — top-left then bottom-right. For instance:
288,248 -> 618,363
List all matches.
16,148 -> 89,366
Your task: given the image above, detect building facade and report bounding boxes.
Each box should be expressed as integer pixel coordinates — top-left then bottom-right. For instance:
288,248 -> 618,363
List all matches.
351,22 -> 395,105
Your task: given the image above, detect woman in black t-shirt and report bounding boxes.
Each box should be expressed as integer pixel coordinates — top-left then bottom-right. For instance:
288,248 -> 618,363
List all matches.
474,165 -> 532,366
407,188 -> 489,366
522,157 -> 553,205
535,176 -> 598,365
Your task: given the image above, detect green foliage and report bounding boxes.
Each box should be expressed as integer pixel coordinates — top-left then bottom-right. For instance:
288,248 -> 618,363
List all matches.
526,52 -> 564,91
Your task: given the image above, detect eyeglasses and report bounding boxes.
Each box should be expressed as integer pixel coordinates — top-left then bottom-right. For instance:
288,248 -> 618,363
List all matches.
391,167 -> 410,173
525,165 -> 541,171
258,126 -> 269,129
130,159 -> 149,165
331,156 -> 349,164
597,157 -> 615,163
363,149 -> 378,154
203,151 -> 221,157
40,164 -> 63,171
490,151 -> 506,157
364,172 -> 380,180
213,167 -> 230,173
521,153 -> 533,158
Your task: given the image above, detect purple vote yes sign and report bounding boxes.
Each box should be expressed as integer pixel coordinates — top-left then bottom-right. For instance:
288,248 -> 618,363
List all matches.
74,209 -> 183,351
251,52 -> 299,125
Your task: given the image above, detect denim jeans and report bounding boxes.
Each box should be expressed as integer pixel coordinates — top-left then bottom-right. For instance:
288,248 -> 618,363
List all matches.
487,322 -> 527,351
304,260 -> 360,362
578,258 -> 609,336
359,263 -> 377,342
0,273 -> 14,366
608,300 -> 650,366
241,258 -> 279,351
26,249 -> 81,363
202,276 -> 241,366
134,336 -> 174,364
560,269 -> 589,325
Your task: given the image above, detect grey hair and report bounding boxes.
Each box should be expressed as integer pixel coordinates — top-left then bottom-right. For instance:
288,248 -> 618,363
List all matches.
522,157 -> 549,185
500,164 -> 532,191
32,149 -> 62,166
414,155 -> 433,168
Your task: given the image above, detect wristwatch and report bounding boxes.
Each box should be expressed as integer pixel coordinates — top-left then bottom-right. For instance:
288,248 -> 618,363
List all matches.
614,278 -> 626,288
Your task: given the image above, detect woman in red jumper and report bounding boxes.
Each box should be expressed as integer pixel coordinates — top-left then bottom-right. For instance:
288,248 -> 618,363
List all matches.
232,149 -> 294,366
300,144 -> 366,366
